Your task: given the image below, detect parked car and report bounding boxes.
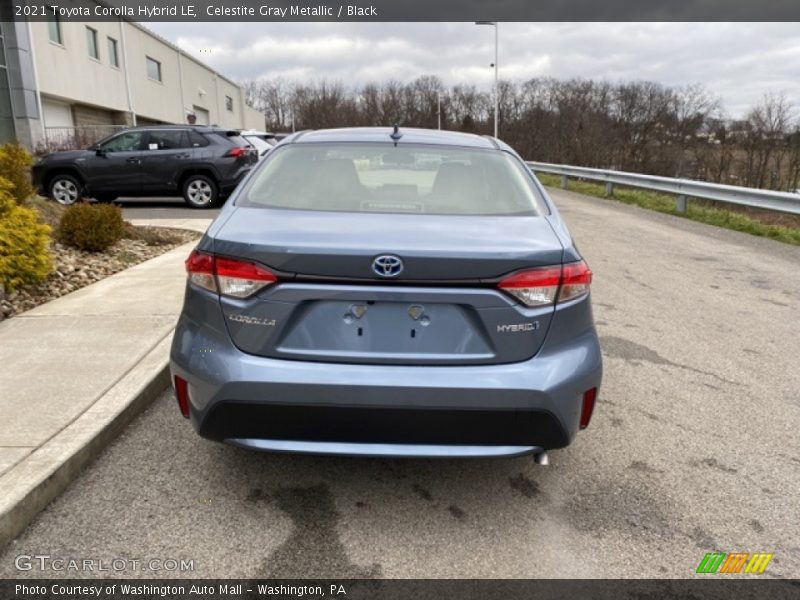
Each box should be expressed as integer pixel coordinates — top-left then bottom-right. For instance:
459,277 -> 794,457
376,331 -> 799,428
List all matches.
32,125 -> 258,208
170,127 -> 602,460
240,130 -> 278,159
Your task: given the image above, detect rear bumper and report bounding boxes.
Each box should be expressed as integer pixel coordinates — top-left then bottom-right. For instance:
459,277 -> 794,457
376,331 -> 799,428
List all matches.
227,439 -> 542,458
218,165 -> 252,195
199,403 -> 568,448
169,297 -> 603,455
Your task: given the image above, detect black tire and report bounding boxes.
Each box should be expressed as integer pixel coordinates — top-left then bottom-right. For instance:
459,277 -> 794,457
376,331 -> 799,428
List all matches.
48,174 -> 83,205
182,174 -> 219,208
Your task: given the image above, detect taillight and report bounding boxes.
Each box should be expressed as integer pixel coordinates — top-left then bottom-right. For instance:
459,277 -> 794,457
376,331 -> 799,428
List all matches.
174,375 -> 190,418
497,260 -> 592,307
185,250 -> 277,298
559,260 -> 593,303
215,256 -> 277,298
579,387 -> 597,429
224,147 -> 247,158
185,250 -> 216,293
497,266 -> 561,307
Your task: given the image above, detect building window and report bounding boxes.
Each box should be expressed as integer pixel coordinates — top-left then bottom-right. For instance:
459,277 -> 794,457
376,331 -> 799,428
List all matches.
86,27 -> 98,60
47,14 -> 62,45
225,96 -> 233,112
146,56 -> 162,82
0,28 -> 15,144
107,37 -> 119,68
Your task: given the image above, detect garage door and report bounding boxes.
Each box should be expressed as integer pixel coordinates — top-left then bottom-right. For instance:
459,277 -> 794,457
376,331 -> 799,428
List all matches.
192,106 -> 210,125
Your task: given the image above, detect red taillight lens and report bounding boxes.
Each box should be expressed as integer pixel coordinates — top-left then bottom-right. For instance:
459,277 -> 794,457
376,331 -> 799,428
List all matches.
215,256 -> 277,298
498,266 -> 562,307
579,387 -> 597,429
497,260 -> 592,307
559,261 -> 593,303
174,375 -> 190,418
185,250 -> 217,293
225,147 -> 247,158
185,250 -> 277,298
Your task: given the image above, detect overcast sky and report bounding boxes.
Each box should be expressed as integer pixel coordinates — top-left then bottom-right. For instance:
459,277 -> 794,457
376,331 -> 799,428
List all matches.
146,22 -> 800,118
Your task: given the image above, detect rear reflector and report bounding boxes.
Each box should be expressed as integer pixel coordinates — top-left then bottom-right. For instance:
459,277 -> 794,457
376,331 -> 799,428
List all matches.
174,375 -> 190,418
579,387 -> 597,429
498,260 -> 592,307
185,250 -> 277,298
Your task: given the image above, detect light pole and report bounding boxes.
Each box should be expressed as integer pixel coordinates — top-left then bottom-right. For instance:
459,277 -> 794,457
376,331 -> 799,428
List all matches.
475,21 -> 498,138
437,91 -> 441,130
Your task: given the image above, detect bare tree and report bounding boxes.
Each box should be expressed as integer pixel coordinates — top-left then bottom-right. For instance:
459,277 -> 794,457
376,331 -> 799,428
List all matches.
237,75 -> 797,190
742,93 -> 794,188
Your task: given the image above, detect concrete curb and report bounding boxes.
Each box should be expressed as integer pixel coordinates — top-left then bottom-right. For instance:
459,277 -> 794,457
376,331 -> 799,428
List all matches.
0,334 -> 173,548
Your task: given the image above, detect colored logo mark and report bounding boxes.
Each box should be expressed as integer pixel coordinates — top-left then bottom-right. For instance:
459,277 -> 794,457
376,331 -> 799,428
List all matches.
696,552 -> 773,574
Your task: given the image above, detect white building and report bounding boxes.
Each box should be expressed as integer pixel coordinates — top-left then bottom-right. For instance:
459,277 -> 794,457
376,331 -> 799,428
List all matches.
0,7 -> 265,151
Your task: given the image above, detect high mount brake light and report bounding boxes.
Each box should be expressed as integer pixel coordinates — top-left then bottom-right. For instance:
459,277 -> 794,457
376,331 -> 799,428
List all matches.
184,250 -> 277,298
498,260 -> 592,307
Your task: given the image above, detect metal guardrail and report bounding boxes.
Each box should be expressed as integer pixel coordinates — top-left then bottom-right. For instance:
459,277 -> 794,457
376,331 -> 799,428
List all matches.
527,161 -> 800,216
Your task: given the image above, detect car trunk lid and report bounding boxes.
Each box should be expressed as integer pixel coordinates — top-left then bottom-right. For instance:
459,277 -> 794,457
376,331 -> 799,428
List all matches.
213,207 -> 563,280
211,208 -> 564,365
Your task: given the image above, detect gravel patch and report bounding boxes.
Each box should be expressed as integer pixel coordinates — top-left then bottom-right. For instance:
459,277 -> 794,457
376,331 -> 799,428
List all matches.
0,226 -> 200,320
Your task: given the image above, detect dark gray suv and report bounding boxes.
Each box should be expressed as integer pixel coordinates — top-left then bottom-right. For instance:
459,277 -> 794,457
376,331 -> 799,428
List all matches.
32,125 -> 257,208
170,127 -> 602,460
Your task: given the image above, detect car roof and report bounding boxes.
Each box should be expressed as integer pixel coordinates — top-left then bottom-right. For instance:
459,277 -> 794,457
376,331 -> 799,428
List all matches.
241,130 -> 275,137
124,124 -> 236,133
286,127 -> 505,150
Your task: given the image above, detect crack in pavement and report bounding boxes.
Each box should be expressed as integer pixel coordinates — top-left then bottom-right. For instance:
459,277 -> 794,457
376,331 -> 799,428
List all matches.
600,335 -> 740,386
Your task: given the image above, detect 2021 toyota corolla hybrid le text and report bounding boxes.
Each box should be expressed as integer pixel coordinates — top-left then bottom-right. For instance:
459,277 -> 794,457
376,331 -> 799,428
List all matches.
170,127 -> 602,459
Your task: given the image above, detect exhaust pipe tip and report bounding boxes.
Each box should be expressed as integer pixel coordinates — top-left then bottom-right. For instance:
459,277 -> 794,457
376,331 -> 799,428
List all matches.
534,451 -> 550,466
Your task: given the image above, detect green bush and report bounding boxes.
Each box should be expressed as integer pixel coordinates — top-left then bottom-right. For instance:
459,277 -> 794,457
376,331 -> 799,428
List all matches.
57,203 -> 125,252
0,178 -> 52,291
0,143 -> 35,205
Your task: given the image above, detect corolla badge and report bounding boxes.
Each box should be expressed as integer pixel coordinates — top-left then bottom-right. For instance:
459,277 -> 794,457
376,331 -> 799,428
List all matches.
372,255 -> 404,277
228,313 -> 276,327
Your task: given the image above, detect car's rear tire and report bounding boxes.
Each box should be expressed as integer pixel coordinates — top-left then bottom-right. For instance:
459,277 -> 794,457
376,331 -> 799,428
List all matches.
182,175 -> 218,208
48,174 -> 83,205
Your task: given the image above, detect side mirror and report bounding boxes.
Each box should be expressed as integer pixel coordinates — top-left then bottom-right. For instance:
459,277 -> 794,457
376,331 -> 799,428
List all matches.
95,148 -> 106,157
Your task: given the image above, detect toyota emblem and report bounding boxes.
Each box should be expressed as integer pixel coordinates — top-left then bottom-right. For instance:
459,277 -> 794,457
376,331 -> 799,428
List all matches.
372,255 -> 404,277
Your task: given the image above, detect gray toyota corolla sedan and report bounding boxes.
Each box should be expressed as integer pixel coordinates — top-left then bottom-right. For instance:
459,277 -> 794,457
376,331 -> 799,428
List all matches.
170,127 -> 602,460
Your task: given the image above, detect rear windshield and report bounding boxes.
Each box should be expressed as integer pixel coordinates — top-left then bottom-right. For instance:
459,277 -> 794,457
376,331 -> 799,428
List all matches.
208,131 -> 249,147
243,135 -> 272,152
237,143 -> 546,216
224,134 -> 249,147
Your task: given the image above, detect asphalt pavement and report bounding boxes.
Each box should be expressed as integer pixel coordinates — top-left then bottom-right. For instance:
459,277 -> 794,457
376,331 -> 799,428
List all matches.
2,189 -> 799,578
118,197 -> 221,221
